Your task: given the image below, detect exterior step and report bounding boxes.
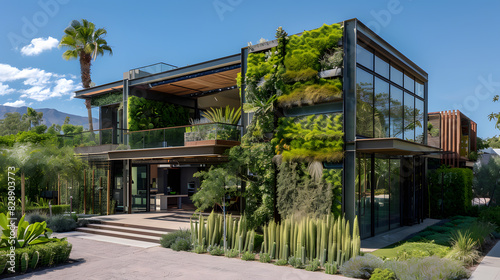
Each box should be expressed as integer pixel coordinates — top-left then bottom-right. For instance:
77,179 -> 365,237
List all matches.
96,220 -> 176,232
76,227 -> 161,244
86,224 -> 168,238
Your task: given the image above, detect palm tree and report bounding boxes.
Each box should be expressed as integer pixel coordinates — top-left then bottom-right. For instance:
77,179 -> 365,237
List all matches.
59,19 -> 112,131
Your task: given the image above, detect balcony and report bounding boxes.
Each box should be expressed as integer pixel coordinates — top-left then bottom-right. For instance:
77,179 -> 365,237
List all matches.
61,123 -> 241,156
127,63 -> 177,79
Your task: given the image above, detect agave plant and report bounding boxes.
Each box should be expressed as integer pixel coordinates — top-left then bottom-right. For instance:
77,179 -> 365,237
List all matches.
202,106 -> 241,125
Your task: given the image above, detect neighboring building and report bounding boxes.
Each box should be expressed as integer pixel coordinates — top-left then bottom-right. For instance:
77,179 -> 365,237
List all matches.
71,18 -> 439,239
427,110 -> 477,168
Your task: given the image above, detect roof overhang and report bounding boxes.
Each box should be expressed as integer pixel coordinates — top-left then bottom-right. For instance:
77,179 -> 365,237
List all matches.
75,81 -> 123,99
356,138 -> 441,155
107,145 -> 233,161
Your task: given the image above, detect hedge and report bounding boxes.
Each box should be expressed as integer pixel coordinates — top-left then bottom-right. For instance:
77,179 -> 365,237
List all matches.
0,240 -> 72,274
428,166 -> 473,218
25,205 -> 70,216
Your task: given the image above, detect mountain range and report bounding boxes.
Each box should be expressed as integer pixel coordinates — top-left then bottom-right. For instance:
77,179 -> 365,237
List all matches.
0,105 -> 99,129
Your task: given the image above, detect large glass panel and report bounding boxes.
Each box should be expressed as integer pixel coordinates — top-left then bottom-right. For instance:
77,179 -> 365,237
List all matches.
132,165 -> 148,212
404,93 -> 415,141
357,68 -> 374,137
390,159 -> 401,229
375,55 -> 389,79
375,158 -> 390,235
404,74 -> 415,93
357,44 -> 373,70
390,65 -> 403,86
415,99 -> 425,144
390,86 -> 403,138
415,80 -> 424,98
374,78 -> 390,138
357,154 -> 372,239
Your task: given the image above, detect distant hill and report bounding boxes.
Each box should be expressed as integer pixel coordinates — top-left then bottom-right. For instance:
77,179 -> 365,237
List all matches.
0,105 -> 99,130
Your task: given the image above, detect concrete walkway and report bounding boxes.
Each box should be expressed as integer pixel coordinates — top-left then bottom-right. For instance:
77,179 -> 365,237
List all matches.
361,218 -> 441,252
470,240 -> 500,280
10,233 -> 353,280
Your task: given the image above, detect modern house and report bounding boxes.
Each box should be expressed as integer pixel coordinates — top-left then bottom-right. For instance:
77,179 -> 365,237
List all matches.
427,110 -> 478,168
71,18 -> 440,239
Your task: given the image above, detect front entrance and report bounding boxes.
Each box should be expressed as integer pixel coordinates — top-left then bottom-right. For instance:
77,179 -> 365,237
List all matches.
132,165 -> 148,212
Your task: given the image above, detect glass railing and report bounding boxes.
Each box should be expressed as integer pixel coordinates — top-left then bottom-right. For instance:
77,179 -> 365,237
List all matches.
59,128 -> 126,147
130,62 -> 177,78
127,123 -> 241,150
60,123 -> 241,150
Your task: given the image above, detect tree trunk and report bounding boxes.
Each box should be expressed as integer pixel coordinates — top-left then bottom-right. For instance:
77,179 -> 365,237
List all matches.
80,51 -> 94,131
85,99 -> 94,131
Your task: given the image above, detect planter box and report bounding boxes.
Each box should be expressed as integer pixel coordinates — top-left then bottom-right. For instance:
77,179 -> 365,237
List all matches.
185,140 -> 241,146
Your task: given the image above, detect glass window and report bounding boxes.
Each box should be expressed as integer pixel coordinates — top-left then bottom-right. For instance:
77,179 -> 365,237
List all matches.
415,80 -> 424,98
390,86 -> 403,138
404,92 -> 415,141
415,99 -> 425,144
404,74 -> 414,93
390,65 -> 403,86
375,157 -> 390,235
390,159 -> 400,229
357,68 -> 374,137
374,78 -> 390,138
357,154 -> 372,239
375,55 -> 389,79
357,44 -> 373,70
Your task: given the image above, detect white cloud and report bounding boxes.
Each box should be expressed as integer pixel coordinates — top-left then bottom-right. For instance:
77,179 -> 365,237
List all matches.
0,83 -> 15,95
0,63 -> 81,102
4,100 -> 27,107
20,37 -> 59,56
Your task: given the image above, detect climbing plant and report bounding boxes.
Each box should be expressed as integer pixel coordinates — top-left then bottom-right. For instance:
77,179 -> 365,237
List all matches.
90,91 -> 123,107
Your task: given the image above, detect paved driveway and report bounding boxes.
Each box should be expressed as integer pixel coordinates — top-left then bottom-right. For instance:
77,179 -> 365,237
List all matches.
10,233 -> 353,280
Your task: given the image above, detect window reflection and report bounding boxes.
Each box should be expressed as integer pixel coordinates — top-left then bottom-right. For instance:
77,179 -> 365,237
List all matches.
415,81 -> 424,98
404,74 -> 414,93
357,68 -> 374,137
357,44 -> 373,70
415,99 -> 424,144
390,66 -> 403,86
404,92 -> 415,141
375,55 -> 389,79
390,86 -> 403,138
374,78 -> 390,138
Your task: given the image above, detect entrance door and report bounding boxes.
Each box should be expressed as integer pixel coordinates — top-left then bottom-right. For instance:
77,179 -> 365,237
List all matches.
132,165 -> 148,212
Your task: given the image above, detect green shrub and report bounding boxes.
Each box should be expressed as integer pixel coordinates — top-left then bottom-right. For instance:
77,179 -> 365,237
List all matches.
208,245 -> 224,256
288,256 -> 303,269
225,248 -> 239,258
428,166 -> 473,218
394,242 -> 450,260
479,206 -> 500,231
241,251 -> 255,261
382,256 -> 469,280
160,229 -> 191,248
305,258 -> 320,271
193,245 -> 206,254
370,268 -> 395,280
254,234 -> 264,253
170,238 -> 191,252
259,253 -> 271,263
325,262 -> 337,274
275,259 -> 288,266
25,213 -> 46,224
339,254 -> 384,279
469,221 -> 495,248
46,215 -> 76,232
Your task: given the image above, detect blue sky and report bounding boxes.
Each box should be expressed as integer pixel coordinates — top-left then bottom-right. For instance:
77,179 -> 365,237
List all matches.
1,0 -> 500,138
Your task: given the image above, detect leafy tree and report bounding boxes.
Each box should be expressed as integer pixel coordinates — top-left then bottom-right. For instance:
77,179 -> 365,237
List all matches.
473,157 -> 500,207
59,19 -> 113,131
477,137 -> 489,150
0,112 -> 29,136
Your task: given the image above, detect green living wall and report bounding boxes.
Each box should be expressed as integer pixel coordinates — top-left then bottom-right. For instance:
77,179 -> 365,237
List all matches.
127,96 -> 190,131
428,166 -> 473,218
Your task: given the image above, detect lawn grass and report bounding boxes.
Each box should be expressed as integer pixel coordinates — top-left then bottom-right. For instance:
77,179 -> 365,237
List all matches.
371,216 -> 477,260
